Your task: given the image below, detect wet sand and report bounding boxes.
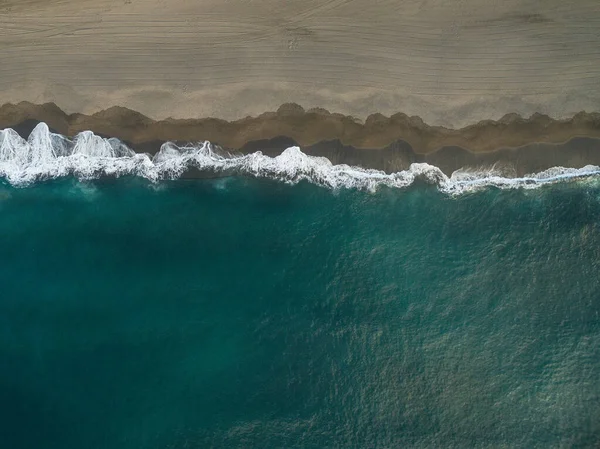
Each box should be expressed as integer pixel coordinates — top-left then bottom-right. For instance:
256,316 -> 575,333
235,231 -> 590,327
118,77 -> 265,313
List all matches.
2,102 -> 600,176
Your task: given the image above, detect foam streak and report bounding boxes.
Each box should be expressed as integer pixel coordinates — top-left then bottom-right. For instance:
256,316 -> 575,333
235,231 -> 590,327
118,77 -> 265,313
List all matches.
1,123 -> 599,194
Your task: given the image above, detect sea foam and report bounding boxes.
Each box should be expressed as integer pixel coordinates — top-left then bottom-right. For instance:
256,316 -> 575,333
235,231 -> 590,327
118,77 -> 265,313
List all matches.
1,123 -> 599,194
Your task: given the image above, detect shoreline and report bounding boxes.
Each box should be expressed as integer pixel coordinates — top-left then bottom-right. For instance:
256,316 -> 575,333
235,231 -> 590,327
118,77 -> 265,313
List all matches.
2,102 -> 600,176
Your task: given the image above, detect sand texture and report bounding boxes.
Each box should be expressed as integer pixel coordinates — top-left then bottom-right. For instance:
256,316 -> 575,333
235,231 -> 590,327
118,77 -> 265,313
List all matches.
1,0 -> 599,127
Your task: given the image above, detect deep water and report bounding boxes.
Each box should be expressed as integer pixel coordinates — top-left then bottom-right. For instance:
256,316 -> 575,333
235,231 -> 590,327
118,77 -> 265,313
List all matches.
0,177 -> 599,448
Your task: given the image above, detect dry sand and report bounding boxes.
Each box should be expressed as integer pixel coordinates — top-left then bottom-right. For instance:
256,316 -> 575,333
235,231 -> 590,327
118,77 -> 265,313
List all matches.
1,0 -> 599,127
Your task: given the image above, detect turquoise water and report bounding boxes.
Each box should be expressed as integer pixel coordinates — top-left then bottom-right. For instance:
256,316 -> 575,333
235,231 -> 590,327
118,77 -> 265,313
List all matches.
0,177 -> 599,448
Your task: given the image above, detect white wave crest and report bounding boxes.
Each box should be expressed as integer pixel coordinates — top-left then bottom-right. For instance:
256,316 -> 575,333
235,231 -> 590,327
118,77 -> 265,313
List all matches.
1,123 -> 599,194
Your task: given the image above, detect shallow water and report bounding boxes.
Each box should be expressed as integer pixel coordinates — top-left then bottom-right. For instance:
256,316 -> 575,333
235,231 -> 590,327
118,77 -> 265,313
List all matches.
0,177 -> 599,448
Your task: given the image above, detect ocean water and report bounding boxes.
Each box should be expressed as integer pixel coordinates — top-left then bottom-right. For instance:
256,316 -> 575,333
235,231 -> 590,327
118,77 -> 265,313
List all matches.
0,126 -> 600,448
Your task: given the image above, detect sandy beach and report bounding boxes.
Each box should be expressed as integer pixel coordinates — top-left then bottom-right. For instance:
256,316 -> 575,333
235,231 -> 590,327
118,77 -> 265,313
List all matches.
1,0 -> 600,174
1,0 -> 599,127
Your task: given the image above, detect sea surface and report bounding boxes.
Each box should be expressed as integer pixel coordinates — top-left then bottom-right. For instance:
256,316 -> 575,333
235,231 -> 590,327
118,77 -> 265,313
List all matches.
0,174 -> 599,449
0,125 -> 600,448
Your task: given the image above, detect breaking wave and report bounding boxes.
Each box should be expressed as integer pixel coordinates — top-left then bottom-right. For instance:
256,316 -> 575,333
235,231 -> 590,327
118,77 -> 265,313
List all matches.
1,123 -> 599,194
